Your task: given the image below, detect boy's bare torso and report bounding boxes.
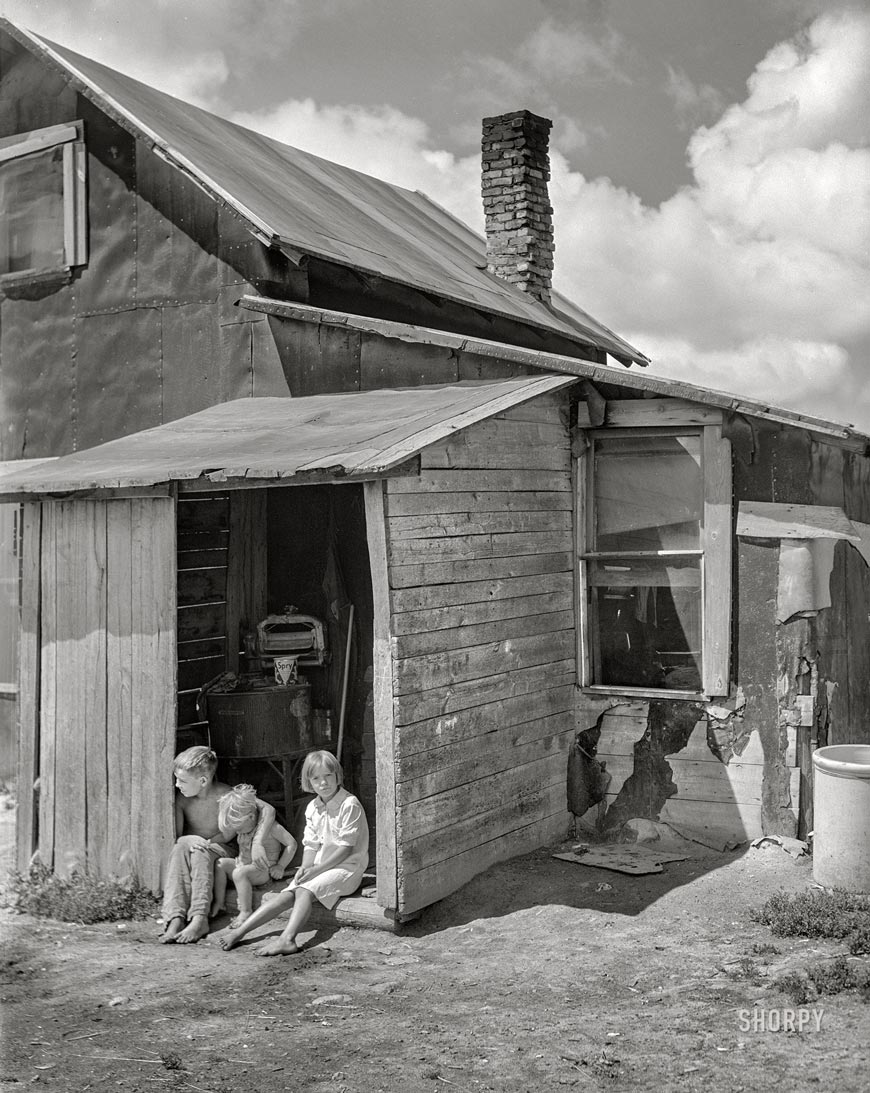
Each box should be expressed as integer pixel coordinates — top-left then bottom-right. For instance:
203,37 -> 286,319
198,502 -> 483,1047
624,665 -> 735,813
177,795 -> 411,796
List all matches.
179,780 -> 232,840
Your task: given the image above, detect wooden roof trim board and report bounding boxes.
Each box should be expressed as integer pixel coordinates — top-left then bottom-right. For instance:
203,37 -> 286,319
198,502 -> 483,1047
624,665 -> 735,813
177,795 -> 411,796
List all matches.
240,296 -> 870,448
736,502 -> 862,541
0,376 -> 576,501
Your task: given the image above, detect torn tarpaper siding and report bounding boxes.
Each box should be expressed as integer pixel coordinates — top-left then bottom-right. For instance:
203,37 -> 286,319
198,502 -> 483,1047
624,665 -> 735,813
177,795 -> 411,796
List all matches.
776,539 -> 837,621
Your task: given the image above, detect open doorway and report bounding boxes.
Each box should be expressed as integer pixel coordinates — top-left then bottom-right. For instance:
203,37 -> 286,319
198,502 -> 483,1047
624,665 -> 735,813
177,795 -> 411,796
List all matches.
175,484 -> 375,856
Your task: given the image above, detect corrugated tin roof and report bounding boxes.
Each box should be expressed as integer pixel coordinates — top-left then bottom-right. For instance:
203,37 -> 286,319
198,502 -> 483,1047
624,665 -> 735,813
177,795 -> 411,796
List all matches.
0,377 -> 576,498
2,19 -> 647,366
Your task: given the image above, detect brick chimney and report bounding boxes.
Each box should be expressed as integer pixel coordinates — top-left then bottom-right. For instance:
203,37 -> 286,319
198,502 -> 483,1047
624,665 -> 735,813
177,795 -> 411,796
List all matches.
481,110 -> 554,305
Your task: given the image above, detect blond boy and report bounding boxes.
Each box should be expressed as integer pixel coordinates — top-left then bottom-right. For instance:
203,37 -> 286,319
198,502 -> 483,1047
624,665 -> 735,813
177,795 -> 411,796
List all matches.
160,746 -> 276,944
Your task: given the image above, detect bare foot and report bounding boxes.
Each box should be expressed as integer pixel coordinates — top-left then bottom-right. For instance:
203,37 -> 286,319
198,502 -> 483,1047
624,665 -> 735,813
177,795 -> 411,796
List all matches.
159,916 -> 185,944
229,911 -> 251,929
175,915 -> 209,944
219,928 -> 244,951
209,899 -> 225,918
255,937 -> 299,957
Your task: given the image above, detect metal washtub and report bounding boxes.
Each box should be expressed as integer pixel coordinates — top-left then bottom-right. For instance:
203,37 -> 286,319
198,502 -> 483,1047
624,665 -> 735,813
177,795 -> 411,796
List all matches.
207,682 -> 313,757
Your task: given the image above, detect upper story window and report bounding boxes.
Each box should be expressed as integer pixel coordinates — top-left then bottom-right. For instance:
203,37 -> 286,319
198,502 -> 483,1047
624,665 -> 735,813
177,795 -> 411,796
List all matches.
576,399 -> 732,698
0,122 -> 87,284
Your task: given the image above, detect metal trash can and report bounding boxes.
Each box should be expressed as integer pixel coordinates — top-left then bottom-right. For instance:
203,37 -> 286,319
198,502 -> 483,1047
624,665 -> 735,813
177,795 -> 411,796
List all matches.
812,744 -> 870,891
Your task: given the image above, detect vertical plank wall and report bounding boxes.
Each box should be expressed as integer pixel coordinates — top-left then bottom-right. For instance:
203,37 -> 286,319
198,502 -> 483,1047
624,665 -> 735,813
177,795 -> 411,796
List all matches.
384,393 -> 576,914
32,498 -> 176,890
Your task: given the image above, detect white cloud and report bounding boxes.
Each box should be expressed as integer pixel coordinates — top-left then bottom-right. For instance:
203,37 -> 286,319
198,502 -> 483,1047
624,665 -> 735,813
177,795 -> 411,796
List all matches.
664,65 -> 725,128
519,18 -> 631,84
229,8 -> 870,429
547,8 -> 870,429
228,99 -> 485,231
0,0 -> 308,104
627,336 -> 858,426
4,1 -> 867,430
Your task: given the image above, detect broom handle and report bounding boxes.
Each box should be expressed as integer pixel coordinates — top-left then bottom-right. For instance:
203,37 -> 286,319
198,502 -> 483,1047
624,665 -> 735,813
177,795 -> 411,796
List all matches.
336,603 -> 354,763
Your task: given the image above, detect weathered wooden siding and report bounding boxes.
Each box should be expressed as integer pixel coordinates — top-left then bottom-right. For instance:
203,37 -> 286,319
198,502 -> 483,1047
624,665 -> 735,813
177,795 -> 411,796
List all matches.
383,393 -> 575,914
18,498 -> 176,890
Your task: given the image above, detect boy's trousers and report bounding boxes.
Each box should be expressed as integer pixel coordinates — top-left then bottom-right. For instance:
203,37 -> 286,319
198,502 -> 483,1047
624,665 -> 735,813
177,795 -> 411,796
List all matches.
162,835 -> 233,920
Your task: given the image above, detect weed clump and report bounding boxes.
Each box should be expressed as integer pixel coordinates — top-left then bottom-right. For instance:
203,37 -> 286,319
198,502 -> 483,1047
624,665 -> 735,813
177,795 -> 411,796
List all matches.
754,889 -> 870,1004
849,923 -> 870,956
160,1051 -> 185,1072
751,888 -> 870,939
777,956 -> 870,1005
3,862 -> 158,924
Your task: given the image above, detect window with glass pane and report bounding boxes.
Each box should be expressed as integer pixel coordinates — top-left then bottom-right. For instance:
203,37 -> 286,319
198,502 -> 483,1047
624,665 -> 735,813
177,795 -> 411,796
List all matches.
0,123 -> 86,281
0,146 -> 66,275
587,433 -> 704,692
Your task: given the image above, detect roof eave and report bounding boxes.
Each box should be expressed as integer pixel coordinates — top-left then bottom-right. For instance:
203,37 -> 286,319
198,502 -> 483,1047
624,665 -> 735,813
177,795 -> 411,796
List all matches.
240,295 -> 870,447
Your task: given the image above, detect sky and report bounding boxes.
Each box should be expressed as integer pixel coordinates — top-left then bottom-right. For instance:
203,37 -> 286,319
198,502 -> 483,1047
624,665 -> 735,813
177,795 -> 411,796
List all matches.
2,0 -> 869,432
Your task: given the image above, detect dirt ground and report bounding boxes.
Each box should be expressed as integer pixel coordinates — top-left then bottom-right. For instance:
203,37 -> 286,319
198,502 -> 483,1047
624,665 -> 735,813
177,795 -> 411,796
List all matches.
2,799 -> 869,1093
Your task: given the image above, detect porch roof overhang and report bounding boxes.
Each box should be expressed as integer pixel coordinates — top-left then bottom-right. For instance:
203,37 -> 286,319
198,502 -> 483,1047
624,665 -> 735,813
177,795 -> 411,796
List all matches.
0,376 -> 576,501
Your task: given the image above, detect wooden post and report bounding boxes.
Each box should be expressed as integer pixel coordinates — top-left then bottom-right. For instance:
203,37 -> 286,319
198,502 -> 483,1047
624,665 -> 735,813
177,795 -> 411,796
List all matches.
16,504 -> 41,870
703,425 -> 732,697
364,480 -> 398,911
130,497 -> 177,892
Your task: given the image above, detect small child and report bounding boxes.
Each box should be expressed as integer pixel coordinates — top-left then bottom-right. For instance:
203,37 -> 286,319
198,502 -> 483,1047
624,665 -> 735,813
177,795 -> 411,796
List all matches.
160,746 -> 276,944
212,784 -> 298,927
220,750 -> 368,957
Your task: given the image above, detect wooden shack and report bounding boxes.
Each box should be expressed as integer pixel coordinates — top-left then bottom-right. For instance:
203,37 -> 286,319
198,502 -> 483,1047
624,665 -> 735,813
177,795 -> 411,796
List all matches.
2,19 -> 870,925
1,375 -> 581,919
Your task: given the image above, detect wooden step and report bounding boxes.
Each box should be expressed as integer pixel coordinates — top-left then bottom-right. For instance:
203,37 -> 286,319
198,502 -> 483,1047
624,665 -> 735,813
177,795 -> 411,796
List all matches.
223,875 -> 406,932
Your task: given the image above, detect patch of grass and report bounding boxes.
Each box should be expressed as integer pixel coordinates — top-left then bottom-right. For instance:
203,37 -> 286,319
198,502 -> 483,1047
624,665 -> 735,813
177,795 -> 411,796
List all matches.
751,888 -> 870,939
777,956 -> 870,1005
728,955 -> 763,984
756,889 -> 870,1005
2,862 -> 158,924
849,924 -> 870,956
808,955 -> 863,996
776,971 -> 813,1006
751,942 -> 781,956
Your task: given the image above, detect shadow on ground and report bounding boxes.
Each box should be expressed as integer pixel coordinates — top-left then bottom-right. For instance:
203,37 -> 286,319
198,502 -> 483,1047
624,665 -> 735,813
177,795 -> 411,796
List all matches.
407,839 -> 750,936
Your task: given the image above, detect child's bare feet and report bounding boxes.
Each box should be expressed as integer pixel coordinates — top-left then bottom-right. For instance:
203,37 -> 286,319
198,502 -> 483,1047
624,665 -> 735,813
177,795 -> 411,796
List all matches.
175,914 -> 209,944
159,916 -> 185,943
229,911 -> 251,929
219,928 -> 243,951
255,937 -> 299,957
209,899 -> 225,918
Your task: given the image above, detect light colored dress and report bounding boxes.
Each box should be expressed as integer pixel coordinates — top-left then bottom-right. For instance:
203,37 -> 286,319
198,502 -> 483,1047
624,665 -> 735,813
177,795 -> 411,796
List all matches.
296,787 -> 369,908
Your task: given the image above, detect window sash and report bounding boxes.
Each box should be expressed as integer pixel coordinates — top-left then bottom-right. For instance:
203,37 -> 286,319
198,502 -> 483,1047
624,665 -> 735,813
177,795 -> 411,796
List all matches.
0,122 -> 86,280
577,421 -> 731,697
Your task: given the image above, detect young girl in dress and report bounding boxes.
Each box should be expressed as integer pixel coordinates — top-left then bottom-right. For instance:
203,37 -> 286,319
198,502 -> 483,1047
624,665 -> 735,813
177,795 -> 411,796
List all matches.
219,751 -> 369,956
211,784 -> 297,927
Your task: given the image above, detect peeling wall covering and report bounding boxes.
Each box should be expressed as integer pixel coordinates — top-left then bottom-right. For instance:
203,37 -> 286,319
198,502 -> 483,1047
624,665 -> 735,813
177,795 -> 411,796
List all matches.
600,701 -> 703,834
